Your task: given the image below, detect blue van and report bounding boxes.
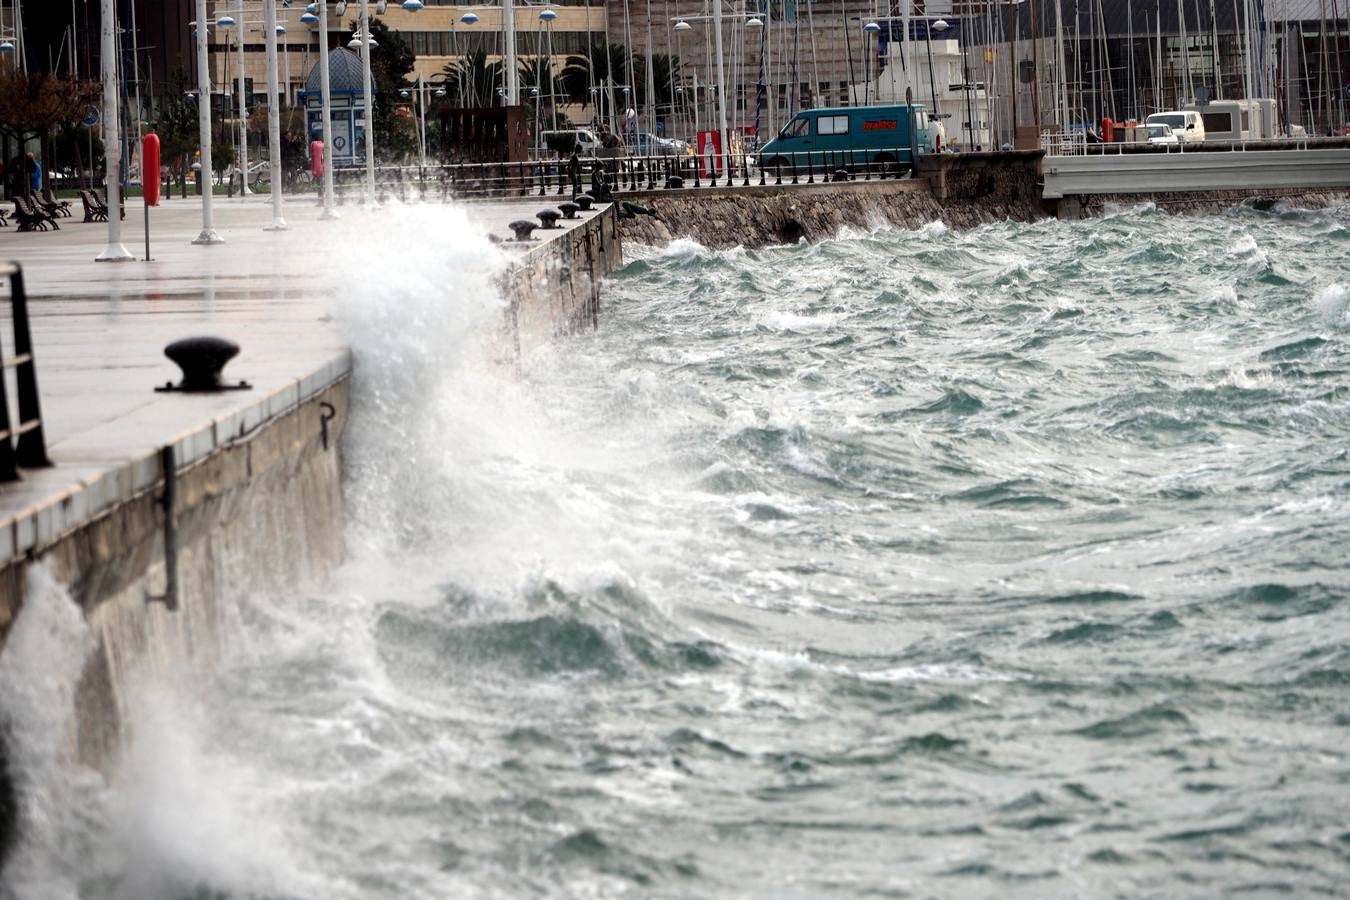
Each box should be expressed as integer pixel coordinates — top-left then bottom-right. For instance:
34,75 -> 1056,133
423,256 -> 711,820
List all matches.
756,104 -> 930,173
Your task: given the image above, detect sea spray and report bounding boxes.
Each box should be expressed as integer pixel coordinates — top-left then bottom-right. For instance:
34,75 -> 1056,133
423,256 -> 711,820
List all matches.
2,200 -> 1347,897
0,565 -> 97,900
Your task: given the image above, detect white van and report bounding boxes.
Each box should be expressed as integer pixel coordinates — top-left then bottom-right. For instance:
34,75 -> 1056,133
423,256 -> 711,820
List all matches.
541,129 -> 602,155
1145,110 -> 1205,143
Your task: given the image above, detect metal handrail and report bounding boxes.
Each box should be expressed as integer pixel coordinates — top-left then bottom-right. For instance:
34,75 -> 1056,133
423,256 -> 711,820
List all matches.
316,146 -> 925,201
1041,133 -> 1343,157
0,262 -> 51,483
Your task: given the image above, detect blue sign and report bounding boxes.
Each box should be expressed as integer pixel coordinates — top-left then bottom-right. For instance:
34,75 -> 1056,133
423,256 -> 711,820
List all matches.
82,108 -> 99,127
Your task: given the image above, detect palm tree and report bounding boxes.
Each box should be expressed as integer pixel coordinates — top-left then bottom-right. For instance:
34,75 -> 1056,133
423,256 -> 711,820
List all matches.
442,48 -> 503,108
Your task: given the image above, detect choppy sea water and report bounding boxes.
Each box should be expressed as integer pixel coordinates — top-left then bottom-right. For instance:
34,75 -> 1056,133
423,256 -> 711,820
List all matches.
3,201 -> 1350,899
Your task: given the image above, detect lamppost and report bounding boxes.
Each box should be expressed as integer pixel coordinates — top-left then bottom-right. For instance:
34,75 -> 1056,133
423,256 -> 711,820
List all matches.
924,19 -> 945,128
672,3 -> 757,182
863,21 -> 880,106
214,7 -> 251,195
314,0 -> 337,218
263,0 -> 287,228
539,6 -> 558,132
191,2 -> 223,243
0,0 -> 24,73
399,77 -> 444,169
350,3 -> 378,205
96,0 -> 133,261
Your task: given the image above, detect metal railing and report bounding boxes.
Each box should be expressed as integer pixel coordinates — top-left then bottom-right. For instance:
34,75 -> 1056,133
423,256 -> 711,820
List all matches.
0,263 -> 50,483
312,146 -> 921,202
1041,131 -> 1343,157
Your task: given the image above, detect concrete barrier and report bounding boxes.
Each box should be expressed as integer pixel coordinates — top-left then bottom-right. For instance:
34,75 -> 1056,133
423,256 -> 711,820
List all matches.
1043,148 -> 1350,200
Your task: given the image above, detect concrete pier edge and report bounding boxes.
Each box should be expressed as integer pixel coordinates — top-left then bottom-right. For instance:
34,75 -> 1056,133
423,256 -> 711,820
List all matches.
0,201 -> 620,795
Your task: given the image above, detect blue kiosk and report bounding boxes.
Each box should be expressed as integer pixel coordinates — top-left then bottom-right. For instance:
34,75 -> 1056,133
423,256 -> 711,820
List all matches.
298,47 -> 367,169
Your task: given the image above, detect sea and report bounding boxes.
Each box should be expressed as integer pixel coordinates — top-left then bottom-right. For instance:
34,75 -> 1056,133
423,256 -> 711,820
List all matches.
2,200 -> 1349,899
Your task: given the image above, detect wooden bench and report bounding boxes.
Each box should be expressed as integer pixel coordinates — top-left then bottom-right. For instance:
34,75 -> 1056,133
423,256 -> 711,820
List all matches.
79,189 -> 108,223
13,196 -> 58,231
39,185 -> 71,218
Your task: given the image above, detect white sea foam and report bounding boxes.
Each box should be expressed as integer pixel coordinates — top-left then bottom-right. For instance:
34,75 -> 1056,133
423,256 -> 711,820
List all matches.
755,309 -> 841,332
1315,282 -> 1350,329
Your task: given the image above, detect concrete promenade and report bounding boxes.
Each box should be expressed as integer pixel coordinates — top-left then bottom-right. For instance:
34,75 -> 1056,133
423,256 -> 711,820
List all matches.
0,192 -> 602,636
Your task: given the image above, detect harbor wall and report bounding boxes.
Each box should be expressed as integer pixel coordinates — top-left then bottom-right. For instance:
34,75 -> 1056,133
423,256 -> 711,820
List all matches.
1057,187 -> 1350,219
0,379 -> 352,774
0,206 -> 623,870
617,152 -> 1047,248
501,204 -> 623,350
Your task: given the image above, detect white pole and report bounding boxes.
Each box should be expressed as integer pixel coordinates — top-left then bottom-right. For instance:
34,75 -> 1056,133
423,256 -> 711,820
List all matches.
236,0 -> 251,194
264,0 -> 287,229
284,22 -> 291,109
712,0 -> 729,177
504,0 -> 519,104
902,0 -> 912,99
1055,0 -> 1069,128
318,0 -> 338,218
417,73 -> 428,169
192,1 -> 221,243
96,0 -> 133,261
359,0 -> 376,203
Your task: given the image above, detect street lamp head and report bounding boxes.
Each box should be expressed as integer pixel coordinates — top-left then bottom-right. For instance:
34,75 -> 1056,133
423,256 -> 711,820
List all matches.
933,19 -> 950,31
539,8 -> 558,20
299,11 -> 318,23
461,12 -> 479,24
746,17 -> 763,27
863,22 -> 881,33
0,41 -> 14,53
673,20 -> 691,31
276,25 -> 287,35
216,15 -> 237,28
399,89 -> 410,97
401,0 -> 425,9
433,88 -> 445,97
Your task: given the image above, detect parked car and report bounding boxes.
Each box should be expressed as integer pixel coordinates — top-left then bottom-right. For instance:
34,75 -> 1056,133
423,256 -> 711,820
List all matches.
1145,123 -> 1179,145
627,132 -> 684,156
542,128 -> 603,155
1145,110 -> 1206,143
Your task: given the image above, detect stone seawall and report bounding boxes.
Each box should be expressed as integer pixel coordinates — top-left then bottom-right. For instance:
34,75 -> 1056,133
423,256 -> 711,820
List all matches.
1,380 -> 351,773
501,205 -> 624,350
0,204 -> 623,873
617,151 -> 1047,248
1058,187 -> 1350,219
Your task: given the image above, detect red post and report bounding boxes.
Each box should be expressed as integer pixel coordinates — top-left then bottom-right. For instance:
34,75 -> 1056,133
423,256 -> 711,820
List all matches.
311,140 -> 326,178
142,133 -> 161,206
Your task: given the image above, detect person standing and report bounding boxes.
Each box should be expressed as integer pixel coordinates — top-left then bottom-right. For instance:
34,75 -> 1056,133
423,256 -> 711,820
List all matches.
26,153 -> 42,197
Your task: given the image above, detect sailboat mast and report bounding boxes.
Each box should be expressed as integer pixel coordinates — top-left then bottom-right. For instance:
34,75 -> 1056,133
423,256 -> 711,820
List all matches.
1210,0 -> 1222,98
1056,0 -> 1070,127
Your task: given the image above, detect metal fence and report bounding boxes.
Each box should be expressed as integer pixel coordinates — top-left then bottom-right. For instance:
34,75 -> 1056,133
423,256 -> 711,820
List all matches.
313,147 -> 920,202
1041,131 -> 1343,157
0,262 -> 50,483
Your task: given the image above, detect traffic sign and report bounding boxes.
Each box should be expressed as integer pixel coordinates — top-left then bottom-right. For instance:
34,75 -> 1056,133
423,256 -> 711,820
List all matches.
82,108 -> 99,127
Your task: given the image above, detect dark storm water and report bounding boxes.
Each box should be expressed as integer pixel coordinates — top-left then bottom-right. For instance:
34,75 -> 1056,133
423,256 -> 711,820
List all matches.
6,202 -> 1350,899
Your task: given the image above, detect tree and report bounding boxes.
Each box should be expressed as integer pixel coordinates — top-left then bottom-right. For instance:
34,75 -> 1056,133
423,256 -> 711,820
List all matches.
442,48 -> 504,109
363,17 -> 417,162
149,71 -> 201,196
0,70 -> 100,194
